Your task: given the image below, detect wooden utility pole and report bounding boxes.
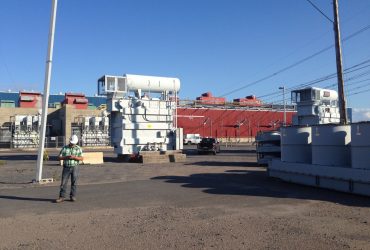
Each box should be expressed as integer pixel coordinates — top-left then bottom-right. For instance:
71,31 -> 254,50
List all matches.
333,0 -> 347,124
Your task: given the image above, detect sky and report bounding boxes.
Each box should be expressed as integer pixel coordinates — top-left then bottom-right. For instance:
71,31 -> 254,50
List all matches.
0,0 -> 370,119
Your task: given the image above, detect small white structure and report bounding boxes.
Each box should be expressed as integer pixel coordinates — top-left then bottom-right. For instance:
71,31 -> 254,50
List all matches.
98,74 -> 182,156
255,130 -> 281,165
12,114 -> 41,148
291,87 -> 340,125
80,113 -> 110,147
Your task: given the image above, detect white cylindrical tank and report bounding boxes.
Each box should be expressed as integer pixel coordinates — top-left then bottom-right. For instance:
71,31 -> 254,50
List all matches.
311,124 -> 351,166
351,122 -> 370,170
281,126 -> 312,163
125,74 -> 180,93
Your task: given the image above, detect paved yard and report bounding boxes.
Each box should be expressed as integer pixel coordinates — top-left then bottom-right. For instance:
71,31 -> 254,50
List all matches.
0,146 -> 369,249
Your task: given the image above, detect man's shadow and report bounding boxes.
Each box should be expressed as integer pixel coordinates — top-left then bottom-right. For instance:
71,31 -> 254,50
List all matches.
0,195 -> 55,202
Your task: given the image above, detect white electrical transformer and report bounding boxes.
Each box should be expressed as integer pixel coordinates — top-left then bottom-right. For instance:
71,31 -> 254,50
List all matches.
98,74 -> 182,156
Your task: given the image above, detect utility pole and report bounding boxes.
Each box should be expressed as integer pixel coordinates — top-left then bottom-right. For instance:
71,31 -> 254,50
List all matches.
35,0 -> 58,182
333,0 -> 347,124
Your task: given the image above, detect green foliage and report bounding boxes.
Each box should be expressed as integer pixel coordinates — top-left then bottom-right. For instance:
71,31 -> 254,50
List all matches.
43,150 -> 49,161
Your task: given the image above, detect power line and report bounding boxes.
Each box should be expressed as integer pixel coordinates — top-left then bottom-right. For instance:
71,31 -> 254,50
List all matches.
266,70 -> 370,104
346,81 -> 370,93
348,85 -> 370,96
220,23 -> 370,97
305,0 -> 333,23
268,74 -> 370,104
262,65 -> 370,104
258,57 -> 370,101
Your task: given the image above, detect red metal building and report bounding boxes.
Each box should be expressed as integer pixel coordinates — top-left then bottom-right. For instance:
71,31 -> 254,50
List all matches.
177,107 -> 294,139
63,93 -> 88,109
233,95 -> 262,107
196,92 -> 226,105
19,91 -> 42,108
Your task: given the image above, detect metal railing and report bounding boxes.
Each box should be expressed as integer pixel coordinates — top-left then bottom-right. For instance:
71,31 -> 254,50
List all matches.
0,136 -> 65,149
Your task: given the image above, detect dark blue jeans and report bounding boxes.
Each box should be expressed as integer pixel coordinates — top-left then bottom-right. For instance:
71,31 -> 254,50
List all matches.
59,166 -> 79,198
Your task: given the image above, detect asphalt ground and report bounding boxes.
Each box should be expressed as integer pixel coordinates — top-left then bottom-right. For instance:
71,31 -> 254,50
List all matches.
0,145 -> 369,249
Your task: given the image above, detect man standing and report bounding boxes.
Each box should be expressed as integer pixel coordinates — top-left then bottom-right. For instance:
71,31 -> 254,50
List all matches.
55,135 -> 83,203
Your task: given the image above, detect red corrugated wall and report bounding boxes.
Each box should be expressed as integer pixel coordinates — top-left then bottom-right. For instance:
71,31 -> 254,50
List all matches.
177,107 -> 294,138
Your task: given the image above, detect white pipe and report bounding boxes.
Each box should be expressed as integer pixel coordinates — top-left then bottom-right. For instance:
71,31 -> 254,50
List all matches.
174,80 -> 178,129
35,0 -> 58,182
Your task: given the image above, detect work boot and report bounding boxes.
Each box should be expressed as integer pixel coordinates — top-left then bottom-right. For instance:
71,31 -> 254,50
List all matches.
70,197 -> 77,202
55,197 -> 64,203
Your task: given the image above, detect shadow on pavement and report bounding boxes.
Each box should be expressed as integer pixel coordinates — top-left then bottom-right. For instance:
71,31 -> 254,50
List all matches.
0,155 -> 60,162
219,149 -> 256,154
186,161 -> 259,167
0,155 -> 37,161
152,169 -> 370,208
0,181 -> 33,185
103,156 -> 120,163
0,195 -> 55,202
183,149 -> 256,156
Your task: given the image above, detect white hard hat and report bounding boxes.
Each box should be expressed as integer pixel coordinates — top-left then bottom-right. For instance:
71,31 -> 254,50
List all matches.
69,135 -> 79,144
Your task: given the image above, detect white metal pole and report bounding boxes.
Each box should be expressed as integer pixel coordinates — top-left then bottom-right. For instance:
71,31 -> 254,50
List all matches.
35,0 -> 58,182
175,91 -> 177,129
279,86 -> 286,127
283,87 -> 286,126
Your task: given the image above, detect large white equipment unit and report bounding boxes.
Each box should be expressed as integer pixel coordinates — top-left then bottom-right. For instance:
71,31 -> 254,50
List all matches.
98,74 -> 182,157
291,87 -> 340,125
269,87 -> 370,196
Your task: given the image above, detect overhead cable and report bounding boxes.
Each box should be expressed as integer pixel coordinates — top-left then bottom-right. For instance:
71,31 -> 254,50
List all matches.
221,24 -> 370,97
305,0 -> 333,23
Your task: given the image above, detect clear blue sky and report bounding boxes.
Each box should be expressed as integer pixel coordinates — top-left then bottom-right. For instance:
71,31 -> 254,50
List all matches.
1,1 -> 370,111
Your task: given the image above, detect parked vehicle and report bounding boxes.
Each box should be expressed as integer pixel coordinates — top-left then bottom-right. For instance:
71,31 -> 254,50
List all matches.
184,134 -> 202,145
197,137 -> 221,155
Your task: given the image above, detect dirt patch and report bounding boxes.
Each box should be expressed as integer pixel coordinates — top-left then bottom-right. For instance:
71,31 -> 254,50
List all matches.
0,203 -> 369,250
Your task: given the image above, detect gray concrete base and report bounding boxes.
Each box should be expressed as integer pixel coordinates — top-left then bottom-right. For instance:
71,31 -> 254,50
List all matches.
117,151 -> 187,163
269,159 -> 370,196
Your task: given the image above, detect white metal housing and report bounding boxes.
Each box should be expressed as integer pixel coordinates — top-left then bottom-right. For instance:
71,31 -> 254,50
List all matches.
12,115 -> 41,148
269,122 -> 370,196
291,87 -> 340,125
100,74 -> 182,156
255,130 -> 281,165
268,87 -> 370,196
98,74 -> 180,96
311,124 -> 351,167
281,126 -> 312,163
351,122 -> 370,170
80,114 -> 110,147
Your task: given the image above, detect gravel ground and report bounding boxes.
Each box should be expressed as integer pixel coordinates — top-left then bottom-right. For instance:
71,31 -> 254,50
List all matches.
0,146 -> 369,250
